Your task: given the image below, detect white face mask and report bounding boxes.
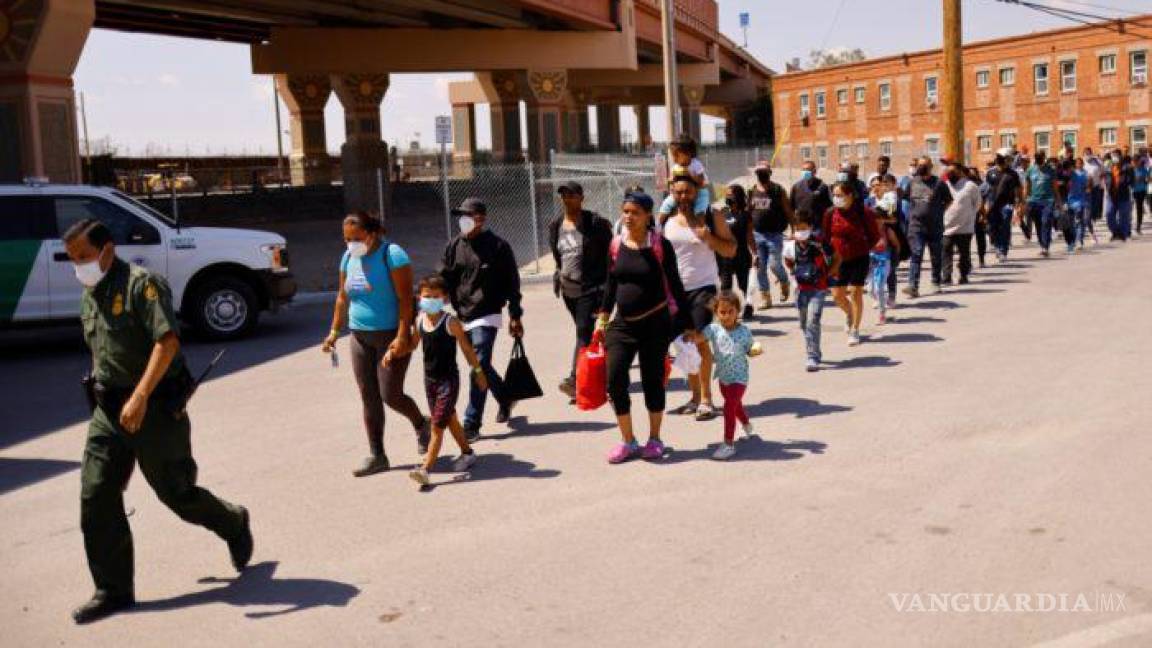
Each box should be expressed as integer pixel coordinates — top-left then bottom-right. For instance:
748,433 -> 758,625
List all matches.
794,229 -> 812,242
458,216 -> 476,236
74,257 -> 107,288
908,166 -> 917,176
832,196 -> 849,209
346,241 -> 369,258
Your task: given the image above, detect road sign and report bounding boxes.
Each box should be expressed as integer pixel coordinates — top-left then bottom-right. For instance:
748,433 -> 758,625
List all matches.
435,115 -> 452,144
739,12 -> 749,28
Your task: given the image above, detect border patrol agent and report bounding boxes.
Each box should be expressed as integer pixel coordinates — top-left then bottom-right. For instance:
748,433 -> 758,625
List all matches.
63,219 -> 253,624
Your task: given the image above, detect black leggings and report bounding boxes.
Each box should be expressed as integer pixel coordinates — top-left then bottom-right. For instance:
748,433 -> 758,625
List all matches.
719,257 -> 752,298
1136,191 -> 1148,233
605,310 -> 672,416
350,329 -> 425,455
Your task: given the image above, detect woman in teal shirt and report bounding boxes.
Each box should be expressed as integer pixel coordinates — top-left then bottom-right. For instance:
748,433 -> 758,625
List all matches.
322,212 -> 427,477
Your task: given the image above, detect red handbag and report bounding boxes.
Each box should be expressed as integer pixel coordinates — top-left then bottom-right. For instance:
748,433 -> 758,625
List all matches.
576,331 -> 608,411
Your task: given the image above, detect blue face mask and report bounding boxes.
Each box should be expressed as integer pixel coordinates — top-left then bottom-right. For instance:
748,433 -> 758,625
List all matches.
419,297 -> 445,315
837,172 -> 850,182
801,170 -> 814,181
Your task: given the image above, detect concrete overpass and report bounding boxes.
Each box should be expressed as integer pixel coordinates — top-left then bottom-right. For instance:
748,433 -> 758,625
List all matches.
0,0 -> 774,210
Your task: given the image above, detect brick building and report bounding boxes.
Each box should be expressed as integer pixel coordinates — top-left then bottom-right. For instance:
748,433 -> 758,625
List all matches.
771,13 -> 1151,170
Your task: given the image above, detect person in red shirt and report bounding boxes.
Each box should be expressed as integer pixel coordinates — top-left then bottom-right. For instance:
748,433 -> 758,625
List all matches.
821,181 -> 883,347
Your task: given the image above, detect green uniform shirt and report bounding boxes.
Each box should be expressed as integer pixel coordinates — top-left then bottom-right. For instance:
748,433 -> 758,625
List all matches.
81,257 -> 184,389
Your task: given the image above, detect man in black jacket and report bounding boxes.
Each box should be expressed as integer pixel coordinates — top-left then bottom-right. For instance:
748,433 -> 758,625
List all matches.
548,181 -> 613,400
441,198 -> 524,439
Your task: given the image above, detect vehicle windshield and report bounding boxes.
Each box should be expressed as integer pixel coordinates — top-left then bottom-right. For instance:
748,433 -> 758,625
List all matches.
111,190 -> 177,227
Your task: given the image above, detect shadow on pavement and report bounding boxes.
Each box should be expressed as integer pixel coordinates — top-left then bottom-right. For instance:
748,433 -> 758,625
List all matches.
745,327 -> 788,338
487,417 -> 615,440
746,397 -> 853,419
131,561 -> 359,619
942,287 -> 1006,295
888,316 -> 946,325
0,304 -> 330,452
424,452 -> 560,490
0,457 -> 82,496
663,437 -> 827,464
974,278 -> 1029,285
870,332 -> 944,344
823,355 -> 902,370
905,300 -> 964,310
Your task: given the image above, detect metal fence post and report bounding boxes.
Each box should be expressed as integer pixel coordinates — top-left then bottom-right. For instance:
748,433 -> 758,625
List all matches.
526,158 -> 541,273
440,150 -> 451,243
376,167 -> 385,223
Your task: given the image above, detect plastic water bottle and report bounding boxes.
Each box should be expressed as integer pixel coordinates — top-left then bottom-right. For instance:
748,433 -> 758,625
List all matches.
330,349 -> 339,369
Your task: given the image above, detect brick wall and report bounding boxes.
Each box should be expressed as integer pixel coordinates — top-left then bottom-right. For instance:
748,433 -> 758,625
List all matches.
772,14 -> 1152,169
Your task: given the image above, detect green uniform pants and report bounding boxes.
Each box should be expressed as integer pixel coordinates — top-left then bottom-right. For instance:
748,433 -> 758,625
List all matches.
80,403 -> 244,597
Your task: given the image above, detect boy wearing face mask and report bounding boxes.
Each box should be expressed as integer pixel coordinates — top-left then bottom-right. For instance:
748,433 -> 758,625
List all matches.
440,197 -> 524,440
407,274 -> 487,488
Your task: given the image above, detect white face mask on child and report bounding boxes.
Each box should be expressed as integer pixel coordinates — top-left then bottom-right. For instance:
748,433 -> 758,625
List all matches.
794,230 -> 812,242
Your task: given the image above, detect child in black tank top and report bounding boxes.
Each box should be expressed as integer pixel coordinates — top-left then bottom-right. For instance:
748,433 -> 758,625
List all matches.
406,275 -> 488,488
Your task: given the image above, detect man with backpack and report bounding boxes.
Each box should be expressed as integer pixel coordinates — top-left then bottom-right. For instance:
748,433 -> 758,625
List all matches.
548,181 -> 613,402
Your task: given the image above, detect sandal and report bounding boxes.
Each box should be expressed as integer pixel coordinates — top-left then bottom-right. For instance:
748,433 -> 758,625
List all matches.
669,400 -> 699,416
694,402 -> 717,421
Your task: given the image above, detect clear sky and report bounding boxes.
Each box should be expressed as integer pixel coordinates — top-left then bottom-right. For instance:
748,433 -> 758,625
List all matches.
72,0 -> 1150,157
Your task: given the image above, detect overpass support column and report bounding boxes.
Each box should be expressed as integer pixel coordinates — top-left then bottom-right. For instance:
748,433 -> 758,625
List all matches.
0,0 -> 93,183
524,70 -> 568,163
485,71 -> 524,163
633,105 -> 652,152
333,73 -> 390,215
276,74 -> 333,186
596,104 -> 621,153
451,102 -> 477,177
680,86 -> 705,142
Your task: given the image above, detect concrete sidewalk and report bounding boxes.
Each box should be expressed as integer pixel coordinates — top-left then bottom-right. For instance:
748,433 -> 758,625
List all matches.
3,235 -> 1152,647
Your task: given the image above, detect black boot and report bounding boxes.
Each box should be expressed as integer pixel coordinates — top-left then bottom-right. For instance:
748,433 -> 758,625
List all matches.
353,454 -> 389,477
228,506 -> 254,572
72,591 -> 135,624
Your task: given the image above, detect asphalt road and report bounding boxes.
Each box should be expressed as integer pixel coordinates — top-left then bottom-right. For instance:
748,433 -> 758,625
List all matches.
3,234 -> 1152,647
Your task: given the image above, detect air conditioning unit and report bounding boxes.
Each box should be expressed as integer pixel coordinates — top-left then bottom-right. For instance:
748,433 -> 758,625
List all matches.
801,115 -> 810,127
1134,72 -> 1148,86
927,98 -> 938,109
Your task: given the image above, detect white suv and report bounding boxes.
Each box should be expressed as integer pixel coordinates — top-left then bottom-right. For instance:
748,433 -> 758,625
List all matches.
0,183 -> 296,340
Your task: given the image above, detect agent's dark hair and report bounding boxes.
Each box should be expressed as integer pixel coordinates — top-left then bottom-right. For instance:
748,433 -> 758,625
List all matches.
343,210 -> 384,234
710,290 -> 742,313
794,208 -> 816,227
670,133 -> 698,159
418,274 -> 447,293
62,218 -> 113,249
726,183 -> 748,212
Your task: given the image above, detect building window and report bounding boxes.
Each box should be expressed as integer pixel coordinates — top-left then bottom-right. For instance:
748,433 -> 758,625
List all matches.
854,87 -> 865,104
1033,63 -> 1049,95
1061,60 -> 1077,92
1099,54 -> 1117,75
925,138 -> 940,155
976,70 -> 990,88
1099,127 -> 1117,146
1034,131 -> 1051,154
837,89 -> 849,105
999,67 -> 1016,86
1133,51 -> 1148,85
799,146 -> 813,161
856,143 -> 869,159
977,135 -> 993,151
799,94 -> 810,118
879,83 -> 891,110
1000,132 -> 1017,149
815,92 -> 826,118
816,146 -> 829,170
925,77 -> 938,105
1132,126 -> 1148,149
1061,130 -> 1077,151
838,144 -> 851,161
880,141 -> 893,156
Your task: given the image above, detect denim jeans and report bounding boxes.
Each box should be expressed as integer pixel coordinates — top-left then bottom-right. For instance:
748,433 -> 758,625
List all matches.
1106,196 -> 1133,240
867,251 -> 890,316
796,290 -> 826,362
463,325 -> 508,429
906,227 -> 942,289
753,231 -> 789,293
1027,200 -> 1055,251
1073,202 -> 1093,246
988,204 -> 1014,256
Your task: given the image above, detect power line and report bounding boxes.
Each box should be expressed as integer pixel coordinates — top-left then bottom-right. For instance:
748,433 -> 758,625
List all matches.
993,0 -> 1152,39
816,0 -> 848,54
1043,0 -> 1141,16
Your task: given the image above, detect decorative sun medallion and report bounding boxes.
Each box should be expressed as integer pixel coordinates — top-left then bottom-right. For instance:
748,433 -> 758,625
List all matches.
358,79 -> 373,97
0,0 -> 44,65
503,79 -> 516,93
541,78 -> 554,93
528,71 -> 567,103
304,82 -> 319,99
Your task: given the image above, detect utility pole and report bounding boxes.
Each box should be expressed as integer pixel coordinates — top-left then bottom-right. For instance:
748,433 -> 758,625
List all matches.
943,0 -> 964,163
272,77 -> 286,187
660,0 -> 681,144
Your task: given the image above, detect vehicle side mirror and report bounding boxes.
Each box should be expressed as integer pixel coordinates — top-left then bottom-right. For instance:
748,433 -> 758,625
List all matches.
128,222 -> 160,245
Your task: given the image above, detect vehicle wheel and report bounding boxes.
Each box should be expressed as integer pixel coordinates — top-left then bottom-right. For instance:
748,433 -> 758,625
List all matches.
188,276 -> 259,340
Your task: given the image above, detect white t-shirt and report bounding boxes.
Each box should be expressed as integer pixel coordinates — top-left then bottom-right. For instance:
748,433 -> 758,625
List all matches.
663,215 -> 719,291
687,158 -> 709,184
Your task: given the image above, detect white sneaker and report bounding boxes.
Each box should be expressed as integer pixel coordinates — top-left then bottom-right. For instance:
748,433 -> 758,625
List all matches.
409,467 -> 430,487
847,330 -> 861,347
712,443 -> 737,461
742,420 -> 755,437
452,452 -> 477,472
